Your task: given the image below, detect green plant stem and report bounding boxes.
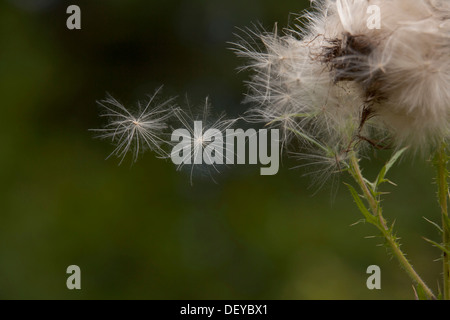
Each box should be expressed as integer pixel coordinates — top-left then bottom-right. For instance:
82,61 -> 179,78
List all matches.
435,143 -> 450,300
349,153 -> 436,300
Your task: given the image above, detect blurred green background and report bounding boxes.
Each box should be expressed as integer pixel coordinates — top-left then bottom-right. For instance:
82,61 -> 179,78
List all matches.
0,0 -> 443,299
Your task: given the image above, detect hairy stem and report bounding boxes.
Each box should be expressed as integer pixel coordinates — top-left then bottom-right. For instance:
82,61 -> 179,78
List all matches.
435,143 -> 450,300
349,153 -> 436,300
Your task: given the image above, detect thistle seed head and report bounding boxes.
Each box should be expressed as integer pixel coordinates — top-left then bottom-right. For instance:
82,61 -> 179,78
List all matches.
234,0 -> 450,158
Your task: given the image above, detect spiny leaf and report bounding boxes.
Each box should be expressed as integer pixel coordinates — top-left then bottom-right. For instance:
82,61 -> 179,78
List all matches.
423,237 -> 450,256
412,285 -> 419,300
385,148 -> 408,173
389,220 -> 397,234
363,178 -> 379,198
414,284 -> 429,300
345,183 -> 377,225
375,147 -> 408,188
423,217 -> 444,234
349,219 -> 366,227
437,282 -> 443,301
384,179 -> 398,187
363,178 -> 376,191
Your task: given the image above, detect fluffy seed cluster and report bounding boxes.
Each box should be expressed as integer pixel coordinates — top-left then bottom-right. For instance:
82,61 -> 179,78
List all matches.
234,0 -> 450,163
93,88 -> 237,179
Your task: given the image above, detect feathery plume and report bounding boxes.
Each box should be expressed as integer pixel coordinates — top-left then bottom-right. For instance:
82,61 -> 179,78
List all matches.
169,97 -> 240,184
92,87 -> 175,164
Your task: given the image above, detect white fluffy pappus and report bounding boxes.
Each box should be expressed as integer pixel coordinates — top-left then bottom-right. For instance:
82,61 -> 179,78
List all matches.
234,0 -> 450,159
92,87 -> 175,164
169,97 -> 240,184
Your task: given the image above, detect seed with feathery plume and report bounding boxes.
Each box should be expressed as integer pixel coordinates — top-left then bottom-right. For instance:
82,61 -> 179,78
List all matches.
170,97 -> 239,185
92,87 -> 175,164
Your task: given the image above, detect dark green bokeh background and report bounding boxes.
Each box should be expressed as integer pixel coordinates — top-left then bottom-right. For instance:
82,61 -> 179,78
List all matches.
0,0 -> 443,299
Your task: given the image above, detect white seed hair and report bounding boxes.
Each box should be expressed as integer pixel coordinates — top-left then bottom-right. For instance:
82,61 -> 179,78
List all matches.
234,0 -> 450,158
92,87 -> 175,164
170,97 -> 240,185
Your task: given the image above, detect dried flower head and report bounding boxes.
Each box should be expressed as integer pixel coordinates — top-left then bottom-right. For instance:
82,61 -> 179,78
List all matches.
234,0 -> 450,163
